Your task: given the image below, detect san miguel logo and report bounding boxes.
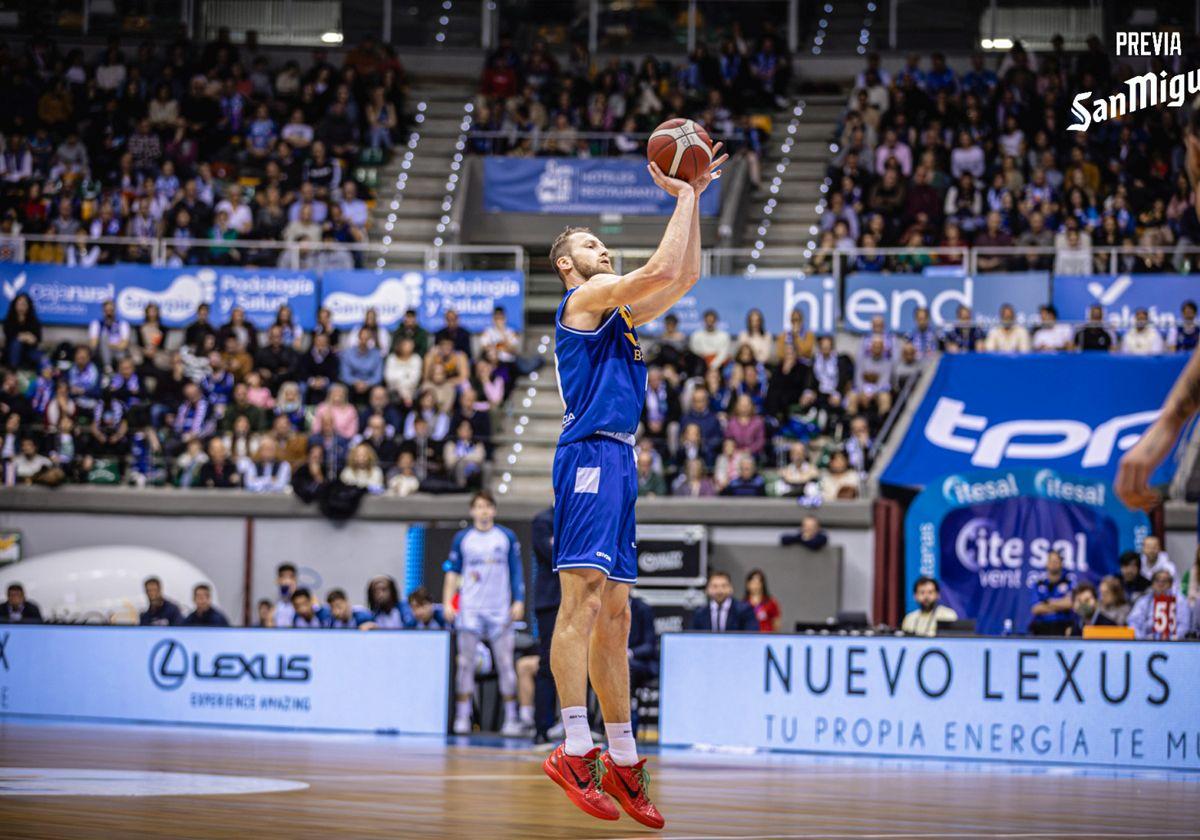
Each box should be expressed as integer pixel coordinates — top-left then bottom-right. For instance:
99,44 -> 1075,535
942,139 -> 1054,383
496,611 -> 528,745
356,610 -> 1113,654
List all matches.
1070,32 -> 1195,132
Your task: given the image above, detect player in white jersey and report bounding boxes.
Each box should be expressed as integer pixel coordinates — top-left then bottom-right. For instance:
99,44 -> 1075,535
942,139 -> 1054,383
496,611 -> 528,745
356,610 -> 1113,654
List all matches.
443,490 -> 526,736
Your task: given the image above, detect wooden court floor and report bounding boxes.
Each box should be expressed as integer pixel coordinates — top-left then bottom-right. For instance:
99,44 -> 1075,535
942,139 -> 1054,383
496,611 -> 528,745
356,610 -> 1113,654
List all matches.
1,722 -> 1199,840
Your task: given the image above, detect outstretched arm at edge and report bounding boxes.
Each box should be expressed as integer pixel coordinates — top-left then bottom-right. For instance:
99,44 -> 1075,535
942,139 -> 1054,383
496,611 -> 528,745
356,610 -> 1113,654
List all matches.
1115,343 -> 1200,510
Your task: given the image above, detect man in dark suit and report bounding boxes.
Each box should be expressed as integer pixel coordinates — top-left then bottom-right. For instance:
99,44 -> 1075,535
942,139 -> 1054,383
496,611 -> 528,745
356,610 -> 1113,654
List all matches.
689,570 -> 758,632
530,506 -> 559,745
183,583 -> 230,626
139,577 -> 184,626
0,583 -> 43,623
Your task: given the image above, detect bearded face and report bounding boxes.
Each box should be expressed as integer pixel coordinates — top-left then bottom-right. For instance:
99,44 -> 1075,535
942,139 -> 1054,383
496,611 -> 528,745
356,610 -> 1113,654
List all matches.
562,233 -> 613,281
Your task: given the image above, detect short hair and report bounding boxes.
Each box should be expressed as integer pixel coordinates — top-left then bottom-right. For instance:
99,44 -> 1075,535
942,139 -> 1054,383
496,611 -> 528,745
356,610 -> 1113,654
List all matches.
193,583 -> 211,596
1182,299 -> 1197,313
404,308 -> 417,317
1042,304 -> 1058,317
326,588 -> 347,603
291,587 -> 312,602
7,583 -> 23,594
1118,550 -> 1140,568
408,586 -> 433,606
1072,581 -> 1097,601
707,570 -> 732,585
256,598 -> 272,609
549,226 -> 592,284
277,562 -> 297,576
144,576 -> 162,588
493,306 -> 506,316
913,575 -> 939,594
1152,569 -> 1174,584
471,489 -> 496,508
703,309 -> 718,320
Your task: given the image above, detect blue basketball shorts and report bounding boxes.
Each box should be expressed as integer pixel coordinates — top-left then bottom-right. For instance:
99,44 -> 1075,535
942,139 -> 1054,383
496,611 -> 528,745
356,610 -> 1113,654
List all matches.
552,435 -> 638,584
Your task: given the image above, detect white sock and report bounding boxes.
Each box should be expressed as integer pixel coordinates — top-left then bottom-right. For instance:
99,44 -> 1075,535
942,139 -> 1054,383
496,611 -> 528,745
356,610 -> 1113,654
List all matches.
562,706 -> 593,756
504,699 -> 518,722
455,699 -> 471,722
519,704 -> 534,725
605,721 -> 638,766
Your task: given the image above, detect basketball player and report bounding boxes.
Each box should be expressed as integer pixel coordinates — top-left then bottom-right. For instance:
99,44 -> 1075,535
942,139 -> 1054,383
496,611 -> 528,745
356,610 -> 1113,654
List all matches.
541,146 -> 726,829
1116,342 -> 1200,511
443,490 -> 526,736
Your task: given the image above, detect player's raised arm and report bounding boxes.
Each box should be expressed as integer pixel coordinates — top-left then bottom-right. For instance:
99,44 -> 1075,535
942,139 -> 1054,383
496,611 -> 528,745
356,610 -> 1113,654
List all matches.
630,144 -> 728,326
557,173 -> 696,324
1115,342 -> 1200,510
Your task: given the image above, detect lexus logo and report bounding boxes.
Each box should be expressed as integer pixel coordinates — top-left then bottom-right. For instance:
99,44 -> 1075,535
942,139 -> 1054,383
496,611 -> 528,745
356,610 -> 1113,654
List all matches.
149,639 -> 188,690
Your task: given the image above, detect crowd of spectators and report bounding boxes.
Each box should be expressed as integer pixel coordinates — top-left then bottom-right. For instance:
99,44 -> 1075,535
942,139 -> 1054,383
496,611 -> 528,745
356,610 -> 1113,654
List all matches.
469,33 -> 787,185
634,308 -> 891,504
913,299 -> 1198,355
822,39 -> 1200,274
0,292 -> 528,495
630,294 -> 1195,504
904,542 -> 1200,641
0,32 -> 411,267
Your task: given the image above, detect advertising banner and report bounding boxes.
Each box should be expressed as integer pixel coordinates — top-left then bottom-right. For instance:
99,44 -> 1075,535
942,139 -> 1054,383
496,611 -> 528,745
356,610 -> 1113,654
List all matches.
660,633 -> 1200,770
641,274 -> 837,336
0,265 -> 319,329
881,354 -> 1188,488
903,468 -> 1148,634
483,158 -> 722,216
0,625 -> 449,734
634,524 -> 707,586
322,270 -> 524,333
842,272 -> 1049,333
1053,274 -> 1197,331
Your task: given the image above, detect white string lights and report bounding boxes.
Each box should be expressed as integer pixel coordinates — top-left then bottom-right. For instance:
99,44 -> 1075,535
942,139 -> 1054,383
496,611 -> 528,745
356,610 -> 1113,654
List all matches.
430,101 -> 473,257
377,101 -> 427,269
496,336 -> 552,496
745,101 -> 805,276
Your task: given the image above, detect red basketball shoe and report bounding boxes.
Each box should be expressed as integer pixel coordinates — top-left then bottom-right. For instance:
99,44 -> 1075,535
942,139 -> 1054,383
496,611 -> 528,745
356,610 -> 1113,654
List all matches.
543,745 -> 620,822
599,752 -> 666,829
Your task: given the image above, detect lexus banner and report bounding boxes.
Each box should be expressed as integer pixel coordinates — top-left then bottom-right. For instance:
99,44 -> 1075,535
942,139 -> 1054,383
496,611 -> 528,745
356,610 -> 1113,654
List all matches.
0,626 -> 449,733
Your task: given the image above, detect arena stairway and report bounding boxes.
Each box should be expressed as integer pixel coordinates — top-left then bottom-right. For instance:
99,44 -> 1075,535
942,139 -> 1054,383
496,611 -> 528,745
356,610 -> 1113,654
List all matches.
732,94 -> 847,275
368,77 -> 478,260
804,0 -> 881,56
491,325 -> 560,500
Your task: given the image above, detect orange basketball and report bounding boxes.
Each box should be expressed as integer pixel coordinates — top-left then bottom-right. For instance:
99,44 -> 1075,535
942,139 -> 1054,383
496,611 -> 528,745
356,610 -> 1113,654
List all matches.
647,119 -> 714,182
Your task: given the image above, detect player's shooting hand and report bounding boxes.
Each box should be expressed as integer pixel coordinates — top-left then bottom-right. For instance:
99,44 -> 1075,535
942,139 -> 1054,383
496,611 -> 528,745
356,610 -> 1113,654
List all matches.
689,142 -> 729,195
443,604 -> 457,624
647,162 -> 694,197
1115,418 -> 1180,511
510,601 -> 525,622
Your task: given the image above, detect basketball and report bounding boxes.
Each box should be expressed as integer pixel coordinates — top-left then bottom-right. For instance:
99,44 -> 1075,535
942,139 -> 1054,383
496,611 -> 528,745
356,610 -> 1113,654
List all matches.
647,118 -> 714,182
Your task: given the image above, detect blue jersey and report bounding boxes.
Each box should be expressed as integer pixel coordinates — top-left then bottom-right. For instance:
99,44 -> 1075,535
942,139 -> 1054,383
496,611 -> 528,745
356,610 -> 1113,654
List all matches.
554,289 -> 648,445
